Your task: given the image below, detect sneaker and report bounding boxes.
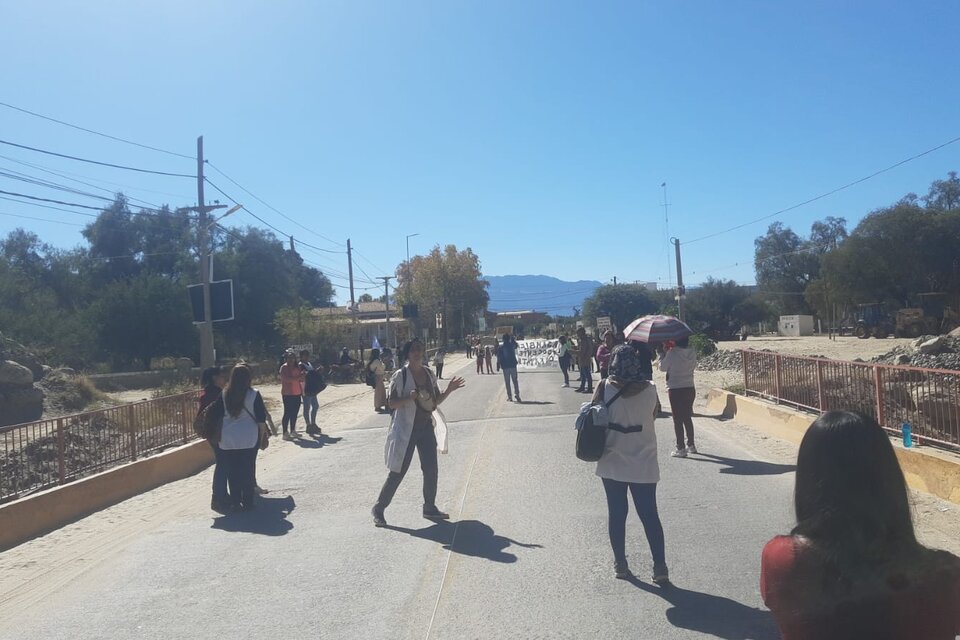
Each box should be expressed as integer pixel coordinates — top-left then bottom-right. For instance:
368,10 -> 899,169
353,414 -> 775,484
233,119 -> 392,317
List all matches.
507,397 -> 513,402
423,505 -> 450,520
282,433 -> 293,441
372,506 -> 386,527
614,560 -> 631,580
515,396 -> 521,403
671,447 -> 687,458
686,444 -> 698,455
652,564 -> 670,585
211,499 -> 231,515
289,429 -> 298,438
561,383 -> 570,388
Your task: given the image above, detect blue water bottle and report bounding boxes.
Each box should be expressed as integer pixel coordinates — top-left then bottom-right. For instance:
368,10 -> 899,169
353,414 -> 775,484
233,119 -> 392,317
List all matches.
902,422 -> 913,448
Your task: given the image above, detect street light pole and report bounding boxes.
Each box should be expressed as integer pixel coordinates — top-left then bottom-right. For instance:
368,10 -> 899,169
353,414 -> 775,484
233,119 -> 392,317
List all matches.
405,233 -> 419,277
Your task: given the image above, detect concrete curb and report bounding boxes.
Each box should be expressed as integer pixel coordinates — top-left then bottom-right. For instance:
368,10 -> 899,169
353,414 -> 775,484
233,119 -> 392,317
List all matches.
705,389 -> 960,505
0,440 -> 213,552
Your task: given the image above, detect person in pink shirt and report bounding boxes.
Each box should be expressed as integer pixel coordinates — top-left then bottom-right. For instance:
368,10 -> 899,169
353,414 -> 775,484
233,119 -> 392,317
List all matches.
279,351 -> 305,440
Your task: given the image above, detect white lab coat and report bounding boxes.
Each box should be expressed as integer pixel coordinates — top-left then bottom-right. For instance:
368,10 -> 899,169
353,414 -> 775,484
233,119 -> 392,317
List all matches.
383,366 -> 448,472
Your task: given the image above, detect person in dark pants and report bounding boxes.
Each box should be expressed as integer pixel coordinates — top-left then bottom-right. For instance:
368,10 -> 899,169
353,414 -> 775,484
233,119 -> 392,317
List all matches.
372,339 -> 465,527
199,366 -> 228,513
595,344 -> 668,583
658,336 -> 698,457
433,348 -> 446,380
496,333 -> 521,402
574,327 -> 595,393
279,351 -> 304,440
557,335 -> 573,387
209,364 -> 268,511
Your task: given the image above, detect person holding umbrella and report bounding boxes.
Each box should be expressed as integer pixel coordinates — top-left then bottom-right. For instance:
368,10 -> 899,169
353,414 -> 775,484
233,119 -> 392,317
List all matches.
623,315 -> 696,457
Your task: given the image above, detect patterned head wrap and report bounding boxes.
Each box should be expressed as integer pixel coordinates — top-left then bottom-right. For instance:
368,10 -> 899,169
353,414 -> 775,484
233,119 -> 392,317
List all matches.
609,343 -> 651,383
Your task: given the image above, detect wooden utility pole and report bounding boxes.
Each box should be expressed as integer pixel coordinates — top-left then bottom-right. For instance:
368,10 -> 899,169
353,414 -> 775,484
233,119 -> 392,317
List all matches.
672,237 -> 686,323
378,276 -> 393,347
347,239 -> 360,355
197,136 -> 215,368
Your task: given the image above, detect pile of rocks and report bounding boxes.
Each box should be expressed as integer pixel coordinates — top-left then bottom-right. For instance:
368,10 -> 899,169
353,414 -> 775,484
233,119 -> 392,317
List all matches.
0,333 -> 46,427
697,350 -> 744,372
871,335 -> 960,371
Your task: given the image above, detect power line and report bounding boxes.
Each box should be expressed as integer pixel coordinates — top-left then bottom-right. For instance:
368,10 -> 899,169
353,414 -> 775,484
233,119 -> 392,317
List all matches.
205,161 -> 345,248
0,210 -> 84,227
686,133 -> 960,245
0,154 -> 193,200
0,162 -> 165,210
0,139 -> 195,178
0,101 -> 195,160
351,248 -> 386,275
0,195 -> 99,217
0,189 -> 104,211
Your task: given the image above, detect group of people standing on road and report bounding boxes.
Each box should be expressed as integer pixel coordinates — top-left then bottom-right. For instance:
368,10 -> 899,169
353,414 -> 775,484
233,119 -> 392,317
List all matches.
278,350 -> 326,439
194,329 -> 960,640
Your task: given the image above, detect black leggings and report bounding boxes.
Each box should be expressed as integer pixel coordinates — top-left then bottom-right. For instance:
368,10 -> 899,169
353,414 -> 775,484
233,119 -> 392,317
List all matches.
601,479 -> 666,567
375,424 -> 439,510
282,394 -> 302,433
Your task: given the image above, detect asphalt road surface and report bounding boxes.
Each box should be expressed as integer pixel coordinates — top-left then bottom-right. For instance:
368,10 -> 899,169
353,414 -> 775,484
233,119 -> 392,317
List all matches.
0,360 -> 794,639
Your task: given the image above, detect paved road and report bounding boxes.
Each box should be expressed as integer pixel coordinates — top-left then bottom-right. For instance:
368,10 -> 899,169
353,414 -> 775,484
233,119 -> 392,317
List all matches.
0,360 -> 795,639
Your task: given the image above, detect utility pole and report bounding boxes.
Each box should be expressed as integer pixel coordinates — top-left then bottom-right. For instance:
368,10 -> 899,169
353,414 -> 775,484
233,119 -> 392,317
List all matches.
378,276 -> 393,348
672,237 -> 686,323
196,136 -> 215,369
613,276 -> 617,286
662,182 -> 672,287
347,239 -> 360,355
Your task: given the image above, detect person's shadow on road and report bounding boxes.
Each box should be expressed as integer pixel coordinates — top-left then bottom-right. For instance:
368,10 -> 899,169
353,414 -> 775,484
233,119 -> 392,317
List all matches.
693,453 -> 795,476
515,400 -> 554,405
211,495 -> 295,536
383,519 -> 542,563
293,434 -> 344,449
627,577 -> 779,640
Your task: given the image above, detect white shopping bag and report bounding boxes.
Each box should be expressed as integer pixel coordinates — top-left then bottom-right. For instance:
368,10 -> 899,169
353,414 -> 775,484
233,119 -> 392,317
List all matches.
432,407 -> 449,454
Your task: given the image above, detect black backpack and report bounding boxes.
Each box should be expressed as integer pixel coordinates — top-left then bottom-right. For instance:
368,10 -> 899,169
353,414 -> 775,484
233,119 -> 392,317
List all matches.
365,366 -> 376,387
575,382 -> 626,462
304,368 -> 326,395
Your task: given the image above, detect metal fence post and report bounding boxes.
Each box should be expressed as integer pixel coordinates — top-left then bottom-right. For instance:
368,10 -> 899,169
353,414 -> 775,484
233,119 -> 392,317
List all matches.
774,354 -> 782,404
874,365 -> 885,427
56,418 -> 66,485
741,351 -> 749,396
816,360 -> 825,412
182,396 -> 190,444
127,404 -> 138,461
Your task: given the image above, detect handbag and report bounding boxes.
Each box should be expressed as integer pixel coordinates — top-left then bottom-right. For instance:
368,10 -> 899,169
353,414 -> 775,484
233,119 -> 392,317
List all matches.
574,381 -> 626,462
242,405 -> 270,450
193,398 -> 222,440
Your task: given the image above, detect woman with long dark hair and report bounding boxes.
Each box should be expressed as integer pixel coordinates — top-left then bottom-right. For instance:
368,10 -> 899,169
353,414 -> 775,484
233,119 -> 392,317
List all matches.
206,364 -> 268,511
372,339 -> 465,526
198,366 -> 228,513
761,411 -> 960,639
279,351 -> 305,440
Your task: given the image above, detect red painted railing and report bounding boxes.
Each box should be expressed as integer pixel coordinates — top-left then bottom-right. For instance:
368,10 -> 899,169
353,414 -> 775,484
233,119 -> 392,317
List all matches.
741,350 -> 960,450
0,391 -> 198,504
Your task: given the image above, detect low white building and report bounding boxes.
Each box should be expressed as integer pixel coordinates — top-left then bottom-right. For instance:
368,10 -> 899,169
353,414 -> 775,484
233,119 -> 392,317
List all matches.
778,314 -> 814,337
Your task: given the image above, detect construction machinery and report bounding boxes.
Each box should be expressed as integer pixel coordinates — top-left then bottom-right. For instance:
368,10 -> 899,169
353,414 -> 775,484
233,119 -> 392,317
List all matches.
854,303 -> 895,339
895,293 -> 960,338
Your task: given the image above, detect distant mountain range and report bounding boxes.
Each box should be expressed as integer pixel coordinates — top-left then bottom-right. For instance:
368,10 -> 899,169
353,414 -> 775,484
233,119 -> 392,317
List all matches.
485,275 -> 602,315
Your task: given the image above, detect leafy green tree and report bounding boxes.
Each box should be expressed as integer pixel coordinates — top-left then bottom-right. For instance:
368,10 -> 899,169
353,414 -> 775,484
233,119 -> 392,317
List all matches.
754,222 -> 819,315
685,278 -> 771,338
394,245 -> 489,342
581,284 -> 656,331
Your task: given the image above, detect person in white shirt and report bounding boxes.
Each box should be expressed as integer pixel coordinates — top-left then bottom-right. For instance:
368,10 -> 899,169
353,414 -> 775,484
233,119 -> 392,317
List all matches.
658,337 -> 698,458
595,344 -> 668,584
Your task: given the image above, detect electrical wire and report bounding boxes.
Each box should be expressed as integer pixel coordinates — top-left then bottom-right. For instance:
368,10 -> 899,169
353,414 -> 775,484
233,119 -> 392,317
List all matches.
0,101 -> 194,160
0,162 -> 166,210
0,210 -> 84,227
685,134 -> 960,245
205,161 -> 344,248
0,154 -> 193,200
0,189 -> 104,211
0,139 -> 195,178
0,195 -> 99,217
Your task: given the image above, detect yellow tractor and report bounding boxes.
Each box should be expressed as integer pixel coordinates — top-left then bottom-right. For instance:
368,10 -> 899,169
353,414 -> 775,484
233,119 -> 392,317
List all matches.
894,293 -> 959,338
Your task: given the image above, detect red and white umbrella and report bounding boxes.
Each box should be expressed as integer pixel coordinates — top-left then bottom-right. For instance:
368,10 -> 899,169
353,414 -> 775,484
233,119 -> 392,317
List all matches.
622,315 -> 693,343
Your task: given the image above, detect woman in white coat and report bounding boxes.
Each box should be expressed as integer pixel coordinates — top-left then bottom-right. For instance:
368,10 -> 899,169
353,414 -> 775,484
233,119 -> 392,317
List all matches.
595,343 -> 669,583
372,338 -> 465,526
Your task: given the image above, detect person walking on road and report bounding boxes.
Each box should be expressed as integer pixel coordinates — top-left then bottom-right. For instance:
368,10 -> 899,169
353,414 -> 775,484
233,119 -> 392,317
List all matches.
279,351 -> 305,440
595,344 -> 668,583
596,330 -> 617,380
761,411 -> 960,640
574,327 -> 595,393
496,333 -> 521,402
433,348 -> 446,379
557,335 -> 573,387
372,339 -> 465,526
208,364 -> 268,512
658,337 -> 698,457
199,366 -> 229,513
484,344 -> 494,374
367,349 -> 388,413
299,350 -> 324,435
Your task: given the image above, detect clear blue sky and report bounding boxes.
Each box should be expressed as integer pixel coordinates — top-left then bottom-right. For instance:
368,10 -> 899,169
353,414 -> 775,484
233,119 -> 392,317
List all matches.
2,1 -> 958,303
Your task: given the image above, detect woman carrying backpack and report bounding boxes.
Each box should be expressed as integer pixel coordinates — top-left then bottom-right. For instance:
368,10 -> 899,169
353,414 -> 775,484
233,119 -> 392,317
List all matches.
299,349 -> 325,435
595,343 -> 669,584
367,349 -> 387,413
372,338 -> 465,526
